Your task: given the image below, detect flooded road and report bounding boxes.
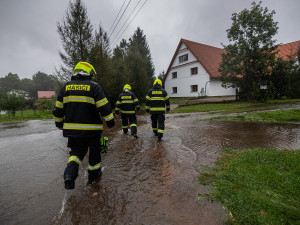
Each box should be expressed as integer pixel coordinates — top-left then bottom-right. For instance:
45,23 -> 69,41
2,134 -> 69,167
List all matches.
0,113 -> 299,225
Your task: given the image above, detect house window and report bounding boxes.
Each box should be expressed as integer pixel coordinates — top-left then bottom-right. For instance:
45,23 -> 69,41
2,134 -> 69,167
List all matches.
172,72 -> 177,79
179,54 -> 188,63
191,67 -> 198,75
191,85 -> 198,92
172,87 -> 177,94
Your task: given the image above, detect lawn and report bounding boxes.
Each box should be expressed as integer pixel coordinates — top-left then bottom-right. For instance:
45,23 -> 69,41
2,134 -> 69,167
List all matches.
198,148 -> 300,224
0,110 -> 53,123
170,99 -> 300,114
204,109 -> 300,123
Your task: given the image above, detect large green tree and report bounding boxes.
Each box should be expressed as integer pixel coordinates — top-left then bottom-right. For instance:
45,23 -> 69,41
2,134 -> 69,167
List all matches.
0,73 -> 21,92
56,0 -> 93,82
219,1 -> 279,101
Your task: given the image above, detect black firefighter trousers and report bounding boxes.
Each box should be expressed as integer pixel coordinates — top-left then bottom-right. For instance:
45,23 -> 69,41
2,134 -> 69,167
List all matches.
121,113 -> 137,135
151,113 -> 165,138
64,136 -> 101,183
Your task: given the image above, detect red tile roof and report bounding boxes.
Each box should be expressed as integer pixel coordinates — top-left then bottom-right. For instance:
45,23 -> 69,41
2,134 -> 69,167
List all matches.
38,91 -> 55,99
164,39 -> 300,81
276,40 -> 300,60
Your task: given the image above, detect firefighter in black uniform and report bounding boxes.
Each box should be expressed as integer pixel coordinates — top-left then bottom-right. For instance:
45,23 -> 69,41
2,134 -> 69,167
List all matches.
115,84 -> 140,138
145,79 -> 170,141
52,62 -> 115,190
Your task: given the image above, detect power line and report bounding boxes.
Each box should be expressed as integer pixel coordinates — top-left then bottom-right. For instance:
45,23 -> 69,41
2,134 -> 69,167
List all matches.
110,0 -> 143,45
108,0 -> 132,39
107,0 -> 127,36
112,0 -> 148,47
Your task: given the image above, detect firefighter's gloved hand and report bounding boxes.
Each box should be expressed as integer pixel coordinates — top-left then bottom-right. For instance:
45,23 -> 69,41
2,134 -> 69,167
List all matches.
100,137 -> 108,153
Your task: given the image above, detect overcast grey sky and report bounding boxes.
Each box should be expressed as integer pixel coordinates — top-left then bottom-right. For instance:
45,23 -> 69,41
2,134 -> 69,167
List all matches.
0,0 -> 299,79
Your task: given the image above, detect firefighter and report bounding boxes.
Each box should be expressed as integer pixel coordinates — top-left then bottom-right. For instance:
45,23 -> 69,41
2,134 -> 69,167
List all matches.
145,79 -> 170,141
52,62 -> 115,190
115,84 -> 140,138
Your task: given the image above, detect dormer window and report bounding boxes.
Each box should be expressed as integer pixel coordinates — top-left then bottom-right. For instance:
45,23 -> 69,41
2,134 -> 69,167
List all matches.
179,54 -> 188,63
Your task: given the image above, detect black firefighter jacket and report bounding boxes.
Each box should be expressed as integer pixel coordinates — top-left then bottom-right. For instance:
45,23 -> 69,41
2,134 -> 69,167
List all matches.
52,77 -> 115,138
115,91 -> 140,114
145,84 -> 170,114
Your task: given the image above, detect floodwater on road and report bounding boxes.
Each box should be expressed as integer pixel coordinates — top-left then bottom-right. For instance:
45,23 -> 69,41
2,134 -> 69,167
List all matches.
0,113 -> 299,225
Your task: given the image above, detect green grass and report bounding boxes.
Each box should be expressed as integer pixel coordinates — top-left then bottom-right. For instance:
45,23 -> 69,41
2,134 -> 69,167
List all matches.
205,109 -> 300,123
170,99 -> 300,114
0,110 -> 53,123
198,148 -> 300,225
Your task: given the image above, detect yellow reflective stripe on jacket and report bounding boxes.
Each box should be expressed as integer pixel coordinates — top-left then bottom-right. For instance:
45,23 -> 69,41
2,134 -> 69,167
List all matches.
68,156 -> 81,165
150,97 -> 165,101
103,113 -> 114,121
53,116 -> 63,122
134,99 -> 139,102
96,98 -> 108,107
130,124 -> 136,127
88,163 -> 101,171
63,96 -> 95,104
116,101 -> 121,104
165,95 -> 169,100
146,95 -> 151,100
120,110 -> 135,114
145,106 -> 150,109
56,101 -> 63,108
150,107 -> 165,111
63,123 -> 103,130
121,100 -> 134,104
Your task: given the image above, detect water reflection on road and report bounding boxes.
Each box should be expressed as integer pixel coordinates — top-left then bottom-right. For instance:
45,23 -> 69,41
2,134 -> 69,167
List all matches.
0,114 -> 299,225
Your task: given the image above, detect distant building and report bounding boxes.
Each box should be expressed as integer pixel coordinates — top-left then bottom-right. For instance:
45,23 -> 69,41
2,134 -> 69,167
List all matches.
7,90 -> 30,100
37,91 -> 56,99
164,39 -> 300,98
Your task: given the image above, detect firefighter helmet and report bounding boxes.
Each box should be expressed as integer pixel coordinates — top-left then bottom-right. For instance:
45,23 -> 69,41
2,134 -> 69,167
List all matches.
73,62 -> 96,78
123,84 -> 131,91
153,79 -> 162,86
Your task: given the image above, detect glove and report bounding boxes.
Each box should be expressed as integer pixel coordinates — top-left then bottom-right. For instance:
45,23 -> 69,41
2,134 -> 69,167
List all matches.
100,136 -> 108,153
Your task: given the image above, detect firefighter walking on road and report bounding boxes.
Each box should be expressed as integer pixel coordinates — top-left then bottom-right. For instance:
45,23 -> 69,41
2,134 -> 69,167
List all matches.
52,62 -> 115,190
145,79 -> 170,141
115,84 -> 140,138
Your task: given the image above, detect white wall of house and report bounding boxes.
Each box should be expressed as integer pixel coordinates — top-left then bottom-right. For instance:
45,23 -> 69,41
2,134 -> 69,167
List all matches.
165,45 -> 236,97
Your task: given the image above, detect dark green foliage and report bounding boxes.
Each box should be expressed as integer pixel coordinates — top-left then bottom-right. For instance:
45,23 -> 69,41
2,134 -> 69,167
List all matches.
55,1 -> 155,105
0,73 -> 21,92
219,1 -> 279,101
288,64 -> 300,98
56,0 -> 93,82
0,92 -> 26,116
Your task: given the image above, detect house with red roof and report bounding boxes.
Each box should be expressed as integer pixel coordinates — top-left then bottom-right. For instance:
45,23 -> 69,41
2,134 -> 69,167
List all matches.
37,91 -> 56,99
164,39 -> 300,98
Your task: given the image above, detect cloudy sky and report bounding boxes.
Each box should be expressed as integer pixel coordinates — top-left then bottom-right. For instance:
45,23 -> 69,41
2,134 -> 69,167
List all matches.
0,0 -> 299,79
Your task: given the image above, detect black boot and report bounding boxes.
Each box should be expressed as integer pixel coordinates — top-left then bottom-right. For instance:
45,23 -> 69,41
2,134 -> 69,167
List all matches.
88,169 -> 102,184
64,177 -> 75,190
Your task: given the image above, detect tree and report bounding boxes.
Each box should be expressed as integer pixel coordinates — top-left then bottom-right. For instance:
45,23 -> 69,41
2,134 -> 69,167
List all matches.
56,0 -> 93,82
0,92 -> 26,117
288,63 -> 300,98
0,73 -> 21,92
219,1 -> 279,101
128,27 -> 155,81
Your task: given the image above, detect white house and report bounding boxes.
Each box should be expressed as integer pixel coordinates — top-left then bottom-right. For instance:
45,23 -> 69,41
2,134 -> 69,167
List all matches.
164,38 -> 300,98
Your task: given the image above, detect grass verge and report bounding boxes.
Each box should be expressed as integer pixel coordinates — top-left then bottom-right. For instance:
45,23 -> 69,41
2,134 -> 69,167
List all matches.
204,109 -> 300,123
198,148 -> 300,225
170,99 -> 300,114
0,110 -> 53,123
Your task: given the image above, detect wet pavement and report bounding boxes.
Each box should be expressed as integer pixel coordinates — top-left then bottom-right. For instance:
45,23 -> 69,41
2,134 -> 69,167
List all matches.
0,112 -> 300,225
